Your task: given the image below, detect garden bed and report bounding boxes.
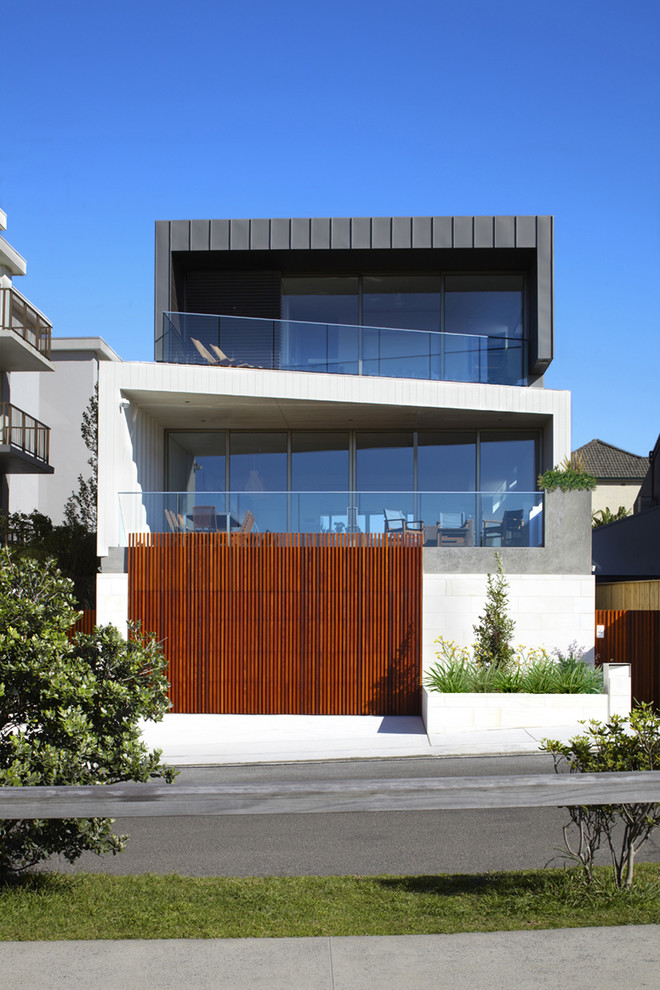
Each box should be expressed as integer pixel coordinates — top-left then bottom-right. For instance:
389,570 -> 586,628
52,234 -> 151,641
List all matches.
422,662 -> 631,734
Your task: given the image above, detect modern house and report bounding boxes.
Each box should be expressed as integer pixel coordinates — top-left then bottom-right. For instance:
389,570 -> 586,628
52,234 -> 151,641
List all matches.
96,215 -> 594,717
0,209 -> 54,516
573,438 -> 648,517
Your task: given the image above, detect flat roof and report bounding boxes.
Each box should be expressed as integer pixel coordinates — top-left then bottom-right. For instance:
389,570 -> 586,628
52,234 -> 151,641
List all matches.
51,337 -> 122,362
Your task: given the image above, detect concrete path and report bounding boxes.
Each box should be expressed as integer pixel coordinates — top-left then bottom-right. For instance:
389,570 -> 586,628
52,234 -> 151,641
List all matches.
141,713 -> 583,765
2,927 -> 659,989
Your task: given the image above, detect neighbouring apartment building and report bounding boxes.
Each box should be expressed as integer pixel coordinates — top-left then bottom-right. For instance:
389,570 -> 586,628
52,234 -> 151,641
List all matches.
96,215 -> 594,717
0,209 -> 54,514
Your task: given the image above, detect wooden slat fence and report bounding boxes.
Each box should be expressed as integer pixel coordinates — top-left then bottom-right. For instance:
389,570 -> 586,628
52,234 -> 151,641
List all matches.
596,580 -> 660,610
68,609 -> 96,637
596,609 -> 660,707
128,532 -> 422,716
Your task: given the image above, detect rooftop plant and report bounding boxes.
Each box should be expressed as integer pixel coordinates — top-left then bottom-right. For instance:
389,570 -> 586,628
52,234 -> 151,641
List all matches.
538,454 -> 597,493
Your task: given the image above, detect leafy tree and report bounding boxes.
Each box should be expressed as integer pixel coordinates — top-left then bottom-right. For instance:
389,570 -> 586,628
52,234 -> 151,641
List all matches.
64,383 -> 98,531
0,551 -> 174,880
0,510 -> 97,610
472,553 -> 515,670
592,506 -> 630,528
541,705 -> 660,889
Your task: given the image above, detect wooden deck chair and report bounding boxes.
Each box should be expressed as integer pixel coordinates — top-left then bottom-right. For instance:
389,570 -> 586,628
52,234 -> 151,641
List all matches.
210,342 -> 264,370
238,509 -> 255,533
210,344 -> 235,366
164,508 -> 179,532
190,337 -> 218,365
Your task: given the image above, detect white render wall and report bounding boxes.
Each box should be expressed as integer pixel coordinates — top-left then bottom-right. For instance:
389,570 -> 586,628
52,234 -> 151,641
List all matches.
592,482 -> 642,516
422,572 -> 596,673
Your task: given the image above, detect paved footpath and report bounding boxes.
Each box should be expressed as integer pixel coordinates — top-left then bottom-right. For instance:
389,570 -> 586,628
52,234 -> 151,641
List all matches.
2,927 -> 659,989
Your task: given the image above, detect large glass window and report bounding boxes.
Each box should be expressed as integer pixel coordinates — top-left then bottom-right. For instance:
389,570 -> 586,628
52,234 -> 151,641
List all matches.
167,433 -> 226,492
281,278 -> 359,325
356,432 -> 414,533
229,433 -> 287,491
164,428 -> 539,540
281,277 -> 359,373
291,432 -> 350,491
479,432 -> 537,493
444,275 -> 524,385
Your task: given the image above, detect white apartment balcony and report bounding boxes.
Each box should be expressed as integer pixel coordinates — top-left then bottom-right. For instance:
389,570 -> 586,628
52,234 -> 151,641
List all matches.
0,286 -> 54,372
0,402 -> 53,473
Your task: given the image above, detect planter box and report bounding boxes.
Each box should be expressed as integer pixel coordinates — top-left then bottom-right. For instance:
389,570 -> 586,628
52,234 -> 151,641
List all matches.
422,663 -> 631,734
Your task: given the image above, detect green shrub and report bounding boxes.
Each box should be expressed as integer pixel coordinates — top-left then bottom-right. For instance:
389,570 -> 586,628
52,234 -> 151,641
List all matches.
541,705 -> 660,889
0,551 -> 175,880
425,641 -> 603,694
472,553 -> 515,670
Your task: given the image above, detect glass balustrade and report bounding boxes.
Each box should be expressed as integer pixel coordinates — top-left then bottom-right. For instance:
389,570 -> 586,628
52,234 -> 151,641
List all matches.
118,491 -> 544,548
155,312 -> 526,386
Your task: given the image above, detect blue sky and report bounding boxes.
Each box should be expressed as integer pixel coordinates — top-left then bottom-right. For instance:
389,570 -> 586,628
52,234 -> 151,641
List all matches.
2,0 -> 658,455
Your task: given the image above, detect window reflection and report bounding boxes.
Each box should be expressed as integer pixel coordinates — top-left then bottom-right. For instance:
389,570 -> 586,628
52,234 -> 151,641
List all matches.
167,433 -> 226,492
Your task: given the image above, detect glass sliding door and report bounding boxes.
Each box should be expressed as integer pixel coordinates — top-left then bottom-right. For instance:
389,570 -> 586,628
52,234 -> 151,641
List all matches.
229,433 -> 288,533
291,432 -> 350,533
444,275 -> 525,385
281,277 -> 359,374
356,432 -> 414,534
362,276 -> 441,379
417,432 -> 477,541
479,432 -> 539,547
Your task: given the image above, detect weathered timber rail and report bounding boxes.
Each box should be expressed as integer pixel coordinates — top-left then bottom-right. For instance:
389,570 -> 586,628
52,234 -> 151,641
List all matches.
2,772 -> 660,819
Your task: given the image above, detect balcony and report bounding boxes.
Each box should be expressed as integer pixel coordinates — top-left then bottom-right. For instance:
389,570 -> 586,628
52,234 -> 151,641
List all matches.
0,403 -> 53,473
156,312 -> 527,386
117,491 -> 544,548
0,286 -> 53,372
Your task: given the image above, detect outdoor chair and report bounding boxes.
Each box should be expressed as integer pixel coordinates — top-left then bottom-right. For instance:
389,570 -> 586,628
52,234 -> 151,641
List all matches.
437,512 -> 473,546
383,508 -> 423,535
483,509 -> 524,547
190,337 -> 218,365
192,505 -> 218,532
237,509 -> 255,534
164,508 -> 180,533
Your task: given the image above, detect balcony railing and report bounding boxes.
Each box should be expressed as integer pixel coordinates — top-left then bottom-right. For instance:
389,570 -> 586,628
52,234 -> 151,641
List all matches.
0,403 -> 50,463
0,286 -> 52,357
117,491 -> 544,548
156,312 -> 527,386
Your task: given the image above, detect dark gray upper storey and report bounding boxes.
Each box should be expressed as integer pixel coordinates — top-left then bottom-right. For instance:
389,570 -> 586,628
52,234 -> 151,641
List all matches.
154,215 -> 554,381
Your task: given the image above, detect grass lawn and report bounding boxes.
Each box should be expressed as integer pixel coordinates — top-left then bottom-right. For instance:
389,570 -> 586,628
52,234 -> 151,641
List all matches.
1,865 -> 659,940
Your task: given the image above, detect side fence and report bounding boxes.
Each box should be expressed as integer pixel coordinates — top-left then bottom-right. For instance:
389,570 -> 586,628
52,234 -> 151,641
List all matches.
68,609 -> 97,637
596,609 -> 660,707
2,772 -> 660,819
127,532 -> 422,717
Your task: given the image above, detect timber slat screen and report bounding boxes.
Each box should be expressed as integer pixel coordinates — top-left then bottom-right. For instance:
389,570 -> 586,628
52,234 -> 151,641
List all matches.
68,609 -> 96,637
128,532 -> 422,716
596,609 -> 660,707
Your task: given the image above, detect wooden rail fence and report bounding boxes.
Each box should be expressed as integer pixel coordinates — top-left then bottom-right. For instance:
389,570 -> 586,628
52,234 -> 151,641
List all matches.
128,532 -> 422,717
596,609 -> 660,707
2,772 -> 660,819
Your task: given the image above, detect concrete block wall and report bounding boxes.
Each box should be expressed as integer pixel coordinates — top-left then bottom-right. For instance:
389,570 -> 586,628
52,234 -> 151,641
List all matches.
423,572 -> 596,674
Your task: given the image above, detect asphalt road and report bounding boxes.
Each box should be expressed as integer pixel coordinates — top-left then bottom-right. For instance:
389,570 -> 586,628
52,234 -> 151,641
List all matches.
49,754 -> 660,877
